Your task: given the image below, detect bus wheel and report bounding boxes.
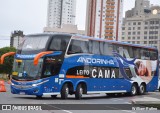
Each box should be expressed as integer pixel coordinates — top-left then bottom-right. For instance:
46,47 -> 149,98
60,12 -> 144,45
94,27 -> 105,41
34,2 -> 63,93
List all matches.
139,84 -> 146,95
107,93 -> 115,97
130,84 -> 137,96
159,87 -> 160,92
75,84 -> 83,100
51,95 -> 57,98
36,95 -> 42,99
61,84 -> 69,99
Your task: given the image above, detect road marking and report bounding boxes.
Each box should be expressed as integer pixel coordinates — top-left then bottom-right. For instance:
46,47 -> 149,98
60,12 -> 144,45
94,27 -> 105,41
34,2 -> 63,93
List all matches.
105,105 -> 136,113
43,103 -> 72,113
121,110 -> 136,113
113,98 -> 123,101
124,102 -> 131,104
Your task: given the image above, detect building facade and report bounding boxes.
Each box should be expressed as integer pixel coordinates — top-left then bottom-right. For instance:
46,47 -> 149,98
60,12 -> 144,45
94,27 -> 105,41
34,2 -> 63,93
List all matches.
85,0 -> 124,40
10,31 -> 24,49
44,24 -> 85,35
121,0 -> 160,52
47,0 -> 76,28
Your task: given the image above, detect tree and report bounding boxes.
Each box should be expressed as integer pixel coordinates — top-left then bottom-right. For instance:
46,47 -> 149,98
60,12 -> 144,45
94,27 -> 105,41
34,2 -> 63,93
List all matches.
0,47 -> 16,74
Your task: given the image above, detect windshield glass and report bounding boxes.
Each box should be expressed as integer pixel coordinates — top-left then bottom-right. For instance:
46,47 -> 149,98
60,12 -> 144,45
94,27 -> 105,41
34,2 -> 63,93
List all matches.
17,36 -> 50,54
12,59 -> 43,81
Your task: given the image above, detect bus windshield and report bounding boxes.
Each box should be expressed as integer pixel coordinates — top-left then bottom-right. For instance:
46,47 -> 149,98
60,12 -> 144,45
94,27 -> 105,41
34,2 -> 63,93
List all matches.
17,36 -> 50,54
12,59 -> 43,81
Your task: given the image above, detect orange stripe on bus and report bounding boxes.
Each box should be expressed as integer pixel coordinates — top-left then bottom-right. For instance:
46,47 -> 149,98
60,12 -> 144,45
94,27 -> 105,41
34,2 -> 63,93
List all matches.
34,51 -> 53,66
66,75 -> 89,78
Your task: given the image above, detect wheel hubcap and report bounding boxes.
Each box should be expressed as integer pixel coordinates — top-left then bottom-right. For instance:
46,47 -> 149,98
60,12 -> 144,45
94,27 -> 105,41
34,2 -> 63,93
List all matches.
140,86 -> 144,93
66,87 -> 69,95
132,86 -> 136,95
80,87 -> 83,96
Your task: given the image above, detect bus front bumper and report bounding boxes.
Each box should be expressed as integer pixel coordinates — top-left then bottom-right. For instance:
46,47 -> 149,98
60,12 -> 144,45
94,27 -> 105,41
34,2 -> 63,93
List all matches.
11,84 -> 43,96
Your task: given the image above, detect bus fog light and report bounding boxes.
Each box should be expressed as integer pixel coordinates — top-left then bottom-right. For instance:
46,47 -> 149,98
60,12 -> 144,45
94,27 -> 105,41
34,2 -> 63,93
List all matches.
11,83 -> 14,86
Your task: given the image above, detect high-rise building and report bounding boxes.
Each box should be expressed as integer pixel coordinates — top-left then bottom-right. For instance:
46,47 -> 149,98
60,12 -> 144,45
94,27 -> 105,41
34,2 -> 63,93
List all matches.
125,0 -> 150,18
10,31 -> 24,49
85,0 -> 124,40
121,0 -> 160,52
46,0 -> 76,28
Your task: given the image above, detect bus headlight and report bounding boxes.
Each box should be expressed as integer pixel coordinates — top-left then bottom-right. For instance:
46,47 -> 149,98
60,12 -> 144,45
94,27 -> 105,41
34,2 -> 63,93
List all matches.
32,80 -> 49,87
11,82 -> 15,86
32,84 -> 37,87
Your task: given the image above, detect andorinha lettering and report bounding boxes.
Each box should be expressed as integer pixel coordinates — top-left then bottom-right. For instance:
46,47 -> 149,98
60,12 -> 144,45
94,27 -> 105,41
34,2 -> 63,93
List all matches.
77,57 -> 114,65
16,54 -> 36,59
77,69 -> 117,78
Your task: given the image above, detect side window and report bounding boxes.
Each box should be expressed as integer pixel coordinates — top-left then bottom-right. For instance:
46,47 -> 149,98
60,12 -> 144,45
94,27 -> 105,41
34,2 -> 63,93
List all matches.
150,50 -> 158,60
124,68 -> 132,78
133,47 -> 141,59
49,35 -> 70,51
113,44 -> 118,53
113,44 -> 123,56
100,42 -> 104,55
89,40 -> 100,55
42,56 -> 62,78
128,47 -> 134,58
67,39 -> 89,54
49,38 -> 61,50
43,65 -> 52,76
141,49 -> 150,60
103,42 -> 113,56
123,46 -> 134,58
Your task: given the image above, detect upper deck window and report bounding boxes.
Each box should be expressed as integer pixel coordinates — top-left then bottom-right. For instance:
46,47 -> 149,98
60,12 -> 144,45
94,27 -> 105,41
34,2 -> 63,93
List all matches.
67,39 -> 89,54
89,40 -> 100,55
49,35 -> 70,51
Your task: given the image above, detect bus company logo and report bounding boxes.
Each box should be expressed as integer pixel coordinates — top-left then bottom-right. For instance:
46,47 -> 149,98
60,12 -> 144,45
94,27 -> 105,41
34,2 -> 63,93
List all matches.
77,57 -> 114,65
16,54 -> 36,59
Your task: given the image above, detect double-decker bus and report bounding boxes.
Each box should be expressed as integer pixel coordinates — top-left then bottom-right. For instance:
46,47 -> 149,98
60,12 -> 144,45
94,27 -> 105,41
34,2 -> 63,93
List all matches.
0,33 -> 158,99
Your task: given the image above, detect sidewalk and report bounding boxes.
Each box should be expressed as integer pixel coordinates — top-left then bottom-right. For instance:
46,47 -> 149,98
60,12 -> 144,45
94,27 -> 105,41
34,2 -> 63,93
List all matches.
131,97 -> 160,109
131,97 -> 160,104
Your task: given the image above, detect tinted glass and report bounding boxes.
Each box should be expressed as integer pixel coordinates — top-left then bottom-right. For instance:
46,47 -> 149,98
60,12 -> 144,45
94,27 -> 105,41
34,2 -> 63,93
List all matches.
68,39 -> 89,54
49,35 -> 70,51
89,40 -> 100,54
150,50 -> 158,60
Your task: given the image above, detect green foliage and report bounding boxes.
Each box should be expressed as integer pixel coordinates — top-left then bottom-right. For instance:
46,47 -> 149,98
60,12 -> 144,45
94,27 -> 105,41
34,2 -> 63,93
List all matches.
0,47 -> 16,74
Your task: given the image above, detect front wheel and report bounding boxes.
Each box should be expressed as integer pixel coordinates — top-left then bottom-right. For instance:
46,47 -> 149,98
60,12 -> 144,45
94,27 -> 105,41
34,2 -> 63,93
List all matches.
130,84 -> 137,96
75,84 -> 83,100
36,95 -> 42,99
106,93 -> 115,97
51,95 -> 57,98
61,84 -> 69,99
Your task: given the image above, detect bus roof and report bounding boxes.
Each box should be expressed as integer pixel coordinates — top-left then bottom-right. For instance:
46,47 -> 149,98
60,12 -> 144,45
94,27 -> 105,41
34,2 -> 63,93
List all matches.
25,33 -> 157,51
75,35 -> 157,51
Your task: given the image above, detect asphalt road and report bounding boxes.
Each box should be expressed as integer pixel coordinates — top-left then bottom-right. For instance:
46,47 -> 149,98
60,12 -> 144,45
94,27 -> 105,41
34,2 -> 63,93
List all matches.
0,83 -> 160,113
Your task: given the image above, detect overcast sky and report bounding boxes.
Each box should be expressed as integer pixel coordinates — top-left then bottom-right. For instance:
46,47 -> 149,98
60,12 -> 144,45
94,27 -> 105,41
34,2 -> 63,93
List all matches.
0,0 -> 160,48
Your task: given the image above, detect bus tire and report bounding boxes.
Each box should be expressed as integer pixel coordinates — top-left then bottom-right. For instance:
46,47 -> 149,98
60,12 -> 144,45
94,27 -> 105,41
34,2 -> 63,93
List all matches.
139,84 -> 146,95
36,95 -> 42,99
61,84 -> 69,99
107,93 -> 115,97
75,84 -> 83,100
159,87 -> 160,92
51,95 -> 57,98
130,84 -> 137,96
